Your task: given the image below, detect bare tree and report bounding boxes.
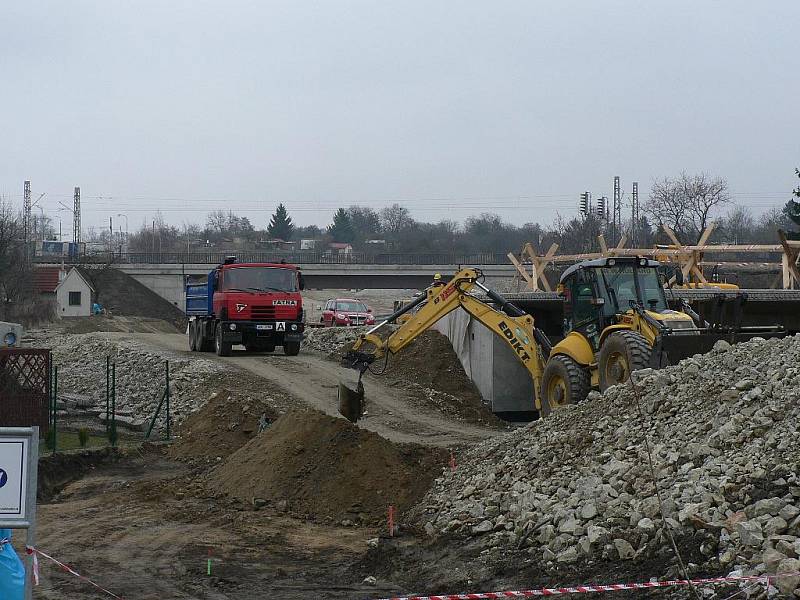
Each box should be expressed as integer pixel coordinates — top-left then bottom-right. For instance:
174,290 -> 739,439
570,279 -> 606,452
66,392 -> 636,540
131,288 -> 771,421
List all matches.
721,205 -> 755,244
0,198 -> 27,305
681,172 -> 731,236
380,204 -> 413,236
646,172 -> 731,241
646,177 -> 691,236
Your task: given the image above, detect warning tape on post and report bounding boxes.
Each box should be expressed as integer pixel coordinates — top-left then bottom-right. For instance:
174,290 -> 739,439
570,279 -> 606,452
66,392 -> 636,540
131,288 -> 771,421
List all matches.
374,572 -> 800,600
25,546 -> 125,599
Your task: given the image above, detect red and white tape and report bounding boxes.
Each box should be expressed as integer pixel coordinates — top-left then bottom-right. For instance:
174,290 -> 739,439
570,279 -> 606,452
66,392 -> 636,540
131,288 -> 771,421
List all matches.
376,572 -> 800,600
25,546 -> 125,599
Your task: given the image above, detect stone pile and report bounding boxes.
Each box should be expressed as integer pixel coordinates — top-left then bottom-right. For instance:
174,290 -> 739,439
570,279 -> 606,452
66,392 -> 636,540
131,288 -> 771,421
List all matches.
41,333 -> 225,425
416,336 -> 800,595
302,326 -> 373,355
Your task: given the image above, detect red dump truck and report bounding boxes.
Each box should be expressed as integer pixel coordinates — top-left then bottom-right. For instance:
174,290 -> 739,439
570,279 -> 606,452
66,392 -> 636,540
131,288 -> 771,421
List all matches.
185,257 -> 305,356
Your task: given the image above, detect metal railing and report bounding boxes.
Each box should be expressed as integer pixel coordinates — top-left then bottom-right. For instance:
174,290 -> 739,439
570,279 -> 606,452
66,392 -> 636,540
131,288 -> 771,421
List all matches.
34,251 -> 512,266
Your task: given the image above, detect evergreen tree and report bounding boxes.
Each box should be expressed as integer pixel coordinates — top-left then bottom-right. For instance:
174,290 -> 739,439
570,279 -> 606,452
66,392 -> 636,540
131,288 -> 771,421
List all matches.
327,208 -> 355,243
786,168 -> 800,227
267,203 -> 294,240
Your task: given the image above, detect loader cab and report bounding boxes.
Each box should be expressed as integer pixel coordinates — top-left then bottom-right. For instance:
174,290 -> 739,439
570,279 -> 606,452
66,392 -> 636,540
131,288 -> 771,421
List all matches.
560,257 -> 667,347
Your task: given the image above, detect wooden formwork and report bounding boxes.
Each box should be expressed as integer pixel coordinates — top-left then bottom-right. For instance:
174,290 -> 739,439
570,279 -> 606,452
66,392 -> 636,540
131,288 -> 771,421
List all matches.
509,225 -> 800,289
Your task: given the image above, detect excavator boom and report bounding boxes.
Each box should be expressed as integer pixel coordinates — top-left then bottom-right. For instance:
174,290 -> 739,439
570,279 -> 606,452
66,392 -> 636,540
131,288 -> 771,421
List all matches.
338,269 -> 550,422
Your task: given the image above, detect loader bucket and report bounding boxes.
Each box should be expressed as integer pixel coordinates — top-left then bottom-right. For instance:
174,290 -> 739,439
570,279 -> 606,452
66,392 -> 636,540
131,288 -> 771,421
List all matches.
338,378 -> 364,423
651,329 -> 787,368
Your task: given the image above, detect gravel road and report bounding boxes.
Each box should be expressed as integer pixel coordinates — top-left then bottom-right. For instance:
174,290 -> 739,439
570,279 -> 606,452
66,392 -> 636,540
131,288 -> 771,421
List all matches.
117,331 -> 502,448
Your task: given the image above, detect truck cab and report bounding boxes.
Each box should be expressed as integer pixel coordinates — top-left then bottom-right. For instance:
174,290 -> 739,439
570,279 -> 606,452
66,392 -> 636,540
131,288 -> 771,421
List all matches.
186,258 -> 305,356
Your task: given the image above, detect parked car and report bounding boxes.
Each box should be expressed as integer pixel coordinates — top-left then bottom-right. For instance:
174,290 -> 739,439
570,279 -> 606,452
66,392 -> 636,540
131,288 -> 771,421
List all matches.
321,298 -> 375,326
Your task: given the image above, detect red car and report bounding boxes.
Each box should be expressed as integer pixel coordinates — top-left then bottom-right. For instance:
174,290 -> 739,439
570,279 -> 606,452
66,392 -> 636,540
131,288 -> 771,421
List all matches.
321,298 -> 375,326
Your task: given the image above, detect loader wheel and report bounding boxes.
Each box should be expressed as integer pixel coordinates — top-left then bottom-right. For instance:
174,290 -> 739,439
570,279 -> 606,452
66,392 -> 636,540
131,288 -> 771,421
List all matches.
215,324 -> 232,357
540,355 -> 590,418
598,331 -> 652,391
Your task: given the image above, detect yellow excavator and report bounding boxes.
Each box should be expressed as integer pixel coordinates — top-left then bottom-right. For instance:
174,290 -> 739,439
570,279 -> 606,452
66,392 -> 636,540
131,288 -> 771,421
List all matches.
339,256 -> 784,422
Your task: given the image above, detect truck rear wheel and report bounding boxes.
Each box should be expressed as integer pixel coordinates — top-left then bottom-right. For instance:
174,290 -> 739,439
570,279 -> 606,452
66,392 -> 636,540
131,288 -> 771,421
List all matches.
598,331 -> 651,391
283,341 -> 301,356
188,321 -> 197,351
215,324 -> 232,357
539,354 -> 590,417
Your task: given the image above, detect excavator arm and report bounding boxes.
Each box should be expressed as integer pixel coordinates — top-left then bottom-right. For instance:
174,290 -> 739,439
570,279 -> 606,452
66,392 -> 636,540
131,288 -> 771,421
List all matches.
339,268 -> 549,421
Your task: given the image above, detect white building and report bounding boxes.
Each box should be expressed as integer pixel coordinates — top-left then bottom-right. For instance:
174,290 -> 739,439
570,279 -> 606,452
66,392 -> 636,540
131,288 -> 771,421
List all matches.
55,268 -> 95,317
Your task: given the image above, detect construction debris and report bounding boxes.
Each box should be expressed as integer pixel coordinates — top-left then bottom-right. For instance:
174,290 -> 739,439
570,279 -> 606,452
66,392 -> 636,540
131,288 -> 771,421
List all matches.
39,332 -> 224,424
415,335 -> 800,586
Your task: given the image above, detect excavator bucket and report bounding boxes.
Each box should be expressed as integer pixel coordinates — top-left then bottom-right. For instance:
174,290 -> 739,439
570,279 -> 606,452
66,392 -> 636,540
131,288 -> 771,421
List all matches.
337,378 -> 364,423
650,329 -> 786,367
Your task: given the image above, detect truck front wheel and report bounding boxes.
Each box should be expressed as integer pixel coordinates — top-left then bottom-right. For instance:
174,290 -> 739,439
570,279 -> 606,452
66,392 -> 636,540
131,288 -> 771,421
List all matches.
215,324 -> 232,357
283,341 -> 301,356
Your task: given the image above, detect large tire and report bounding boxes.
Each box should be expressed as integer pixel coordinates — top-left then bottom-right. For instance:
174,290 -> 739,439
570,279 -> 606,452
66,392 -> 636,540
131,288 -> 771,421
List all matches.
539,354 -> 590,418
283,341 -> 301,356
215,324 -> 232,357
597,330 -> 652,391
188,321 -> 197,352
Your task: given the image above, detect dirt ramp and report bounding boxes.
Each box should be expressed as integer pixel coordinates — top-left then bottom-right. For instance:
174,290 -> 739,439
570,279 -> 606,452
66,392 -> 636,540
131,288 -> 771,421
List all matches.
210,409 -> 446,524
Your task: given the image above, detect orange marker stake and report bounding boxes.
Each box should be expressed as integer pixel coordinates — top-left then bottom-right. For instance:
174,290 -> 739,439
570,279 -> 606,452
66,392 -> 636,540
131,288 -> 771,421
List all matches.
449,450 -> 456,472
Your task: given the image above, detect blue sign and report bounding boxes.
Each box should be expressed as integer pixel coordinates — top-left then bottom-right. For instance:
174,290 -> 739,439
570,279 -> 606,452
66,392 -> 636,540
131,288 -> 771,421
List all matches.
0,468 -> 6,489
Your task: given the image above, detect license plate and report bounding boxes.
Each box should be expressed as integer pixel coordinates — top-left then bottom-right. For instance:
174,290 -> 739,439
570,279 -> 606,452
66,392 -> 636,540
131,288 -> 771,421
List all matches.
256,324 -> 272,330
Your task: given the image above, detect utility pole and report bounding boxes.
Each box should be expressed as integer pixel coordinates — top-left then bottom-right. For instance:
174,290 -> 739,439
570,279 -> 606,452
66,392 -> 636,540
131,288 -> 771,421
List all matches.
73,187 -> 81,246
631,181 -> 640,246
23,181 -> 32,262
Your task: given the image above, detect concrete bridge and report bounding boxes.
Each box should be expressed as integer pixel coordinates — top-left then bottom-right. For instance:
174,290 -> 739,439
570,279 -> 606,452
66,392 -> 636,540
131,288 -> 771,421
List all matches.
89,262 -> 518,309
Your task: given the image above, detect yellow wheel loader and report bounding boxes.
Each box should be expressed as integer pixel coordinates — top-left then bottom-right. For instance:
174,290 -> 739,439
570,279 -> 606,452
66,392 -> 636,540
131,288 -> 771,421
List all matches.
338,257 -> 784,422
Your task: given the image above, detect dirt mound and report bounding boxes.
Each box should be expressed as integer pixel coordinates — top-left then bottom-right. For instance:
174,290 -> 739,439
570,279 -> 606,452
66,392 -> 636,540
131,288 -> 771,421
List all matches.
79,266 -> 187,330
382,331 -> 502,426
210,409 -> 447,524
307,327 -> 502,426
170,389 -> 280,459
55,315 -> 180,334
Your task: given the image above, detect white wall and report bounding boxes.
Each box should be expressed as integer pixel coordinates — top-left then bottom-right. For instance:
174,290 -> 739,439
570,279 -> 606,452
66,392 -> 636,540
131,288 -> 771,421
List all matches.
435,310 -> 535,413
56,272 -> 92,317
127,274 -> 185,312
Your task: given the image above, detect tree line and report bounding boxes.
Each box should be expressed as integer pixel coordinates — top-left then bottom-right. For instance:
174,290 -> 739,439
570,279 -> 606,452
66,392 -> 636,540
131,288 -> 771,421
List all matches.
120,171 -> 799,256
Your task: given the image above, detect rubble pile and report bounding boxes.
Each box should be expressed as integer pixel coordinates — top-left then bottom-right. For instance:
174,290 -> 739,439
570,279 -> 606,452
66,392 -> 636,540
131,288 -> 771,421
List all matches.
416,336 -> 800,593
302,325 -> 373,355
43,333 -> 225,424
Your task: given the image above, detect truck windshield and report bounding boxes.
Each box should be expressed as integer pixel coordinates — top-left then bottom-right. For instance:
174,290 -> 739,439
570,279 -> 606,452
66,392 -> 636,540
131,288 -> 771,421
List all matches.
223,267 -> 297,292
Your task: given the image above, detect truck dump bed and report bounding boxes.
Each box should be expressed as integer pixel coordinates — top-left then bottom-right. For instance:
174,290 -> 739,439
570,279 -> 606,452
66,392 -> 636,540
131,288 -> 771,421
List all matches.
186,282 -> 211,316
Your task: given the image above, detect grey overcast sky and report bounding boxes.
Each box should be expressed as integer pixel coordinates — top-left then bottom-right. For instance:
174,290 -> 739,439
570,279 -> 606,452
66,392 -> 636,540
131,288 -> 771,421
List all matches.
1,1 -> 798,236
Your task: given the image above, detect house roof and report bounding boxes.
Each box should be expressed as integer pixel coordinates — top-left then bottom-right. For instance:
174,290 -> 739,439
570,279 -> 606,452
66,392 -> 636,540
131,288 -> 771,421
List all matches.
33,267 -> 62,293
55,267 -> 95,293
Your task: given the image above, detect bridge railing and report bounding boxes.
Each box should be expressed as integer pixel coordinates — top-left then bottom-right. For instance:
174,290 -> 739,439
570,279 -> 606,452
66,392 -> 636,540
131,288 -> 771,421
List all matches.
34,251 -> 511,266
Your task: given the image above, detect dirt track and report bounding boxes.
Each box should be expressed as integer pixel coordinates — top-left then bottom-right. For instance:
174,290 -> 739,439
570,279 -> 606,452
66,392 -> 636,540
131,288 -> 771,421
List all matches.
121,331 -> 502,448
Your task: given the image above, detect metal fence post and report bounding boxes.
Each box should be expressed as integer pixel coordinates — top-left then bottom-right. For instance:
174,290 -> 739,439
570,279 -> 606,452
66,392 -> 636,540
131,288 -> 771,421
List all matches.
52,366 -> 58,455
110,362 -> 117,447
105,356 -> 110,435
165,360 -> 170,440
